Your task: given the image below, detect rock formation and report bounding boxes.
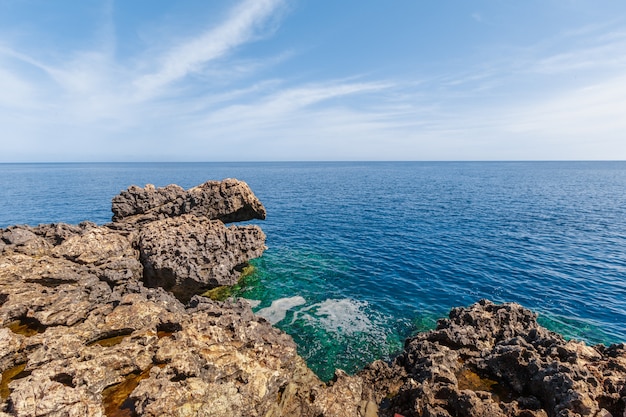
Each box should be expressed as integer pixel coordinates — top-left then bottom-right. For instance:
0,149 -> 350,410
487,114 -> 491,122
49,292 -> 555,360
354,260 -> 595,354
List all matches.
137,215 -> 265,302
111,179 -> 266,224
1,179 -> 625,417
366,300 -> 626,417
0,179 -> 375,417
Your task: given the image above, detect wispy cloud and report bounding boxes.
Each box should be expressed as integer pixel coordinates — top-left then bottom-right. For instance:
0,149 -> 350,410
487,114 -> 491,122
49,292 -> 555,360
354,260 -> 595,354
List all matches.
0,0 -> 292,126
529,31 -> 626,75
503,75 -> 626,138
133,0 -> 286,98
0,66 -> 34,108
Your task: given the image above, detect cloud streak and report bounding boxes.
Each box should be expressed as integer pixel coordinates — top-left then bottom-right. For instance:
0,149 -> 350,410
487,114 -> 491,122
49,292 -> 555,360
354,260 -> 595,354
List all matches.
133,0 -> 286,98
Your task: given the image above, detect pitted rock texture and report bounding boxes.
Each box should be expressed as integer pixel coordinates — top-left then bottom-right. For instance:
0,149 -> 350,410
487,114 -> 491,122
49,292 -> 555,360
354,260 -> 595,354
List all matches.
375,300 -> 626,417
138,214 -> 266,302
0,250 -> 374,417
0,179 -> 267,302
111,178 -> 266,224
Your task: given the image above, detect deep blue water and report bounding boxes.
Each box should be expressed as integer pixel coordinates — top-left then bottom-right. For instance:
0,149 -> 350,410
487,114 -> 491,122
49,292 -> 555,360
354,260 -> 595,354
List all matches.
1,162 -> 625,381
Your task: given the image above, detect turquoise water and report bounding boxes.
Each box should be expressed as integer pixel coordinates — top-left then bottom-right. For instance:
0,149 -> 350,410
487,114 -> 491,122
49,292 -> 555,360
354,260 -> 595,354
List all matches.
1,162 -> 625,381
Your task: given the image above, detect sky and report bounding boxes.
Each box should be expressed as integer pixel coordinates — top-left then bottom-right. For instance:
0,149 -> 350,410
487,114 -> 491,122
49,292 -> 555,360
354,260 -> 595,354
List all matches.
1,1 -> 626,162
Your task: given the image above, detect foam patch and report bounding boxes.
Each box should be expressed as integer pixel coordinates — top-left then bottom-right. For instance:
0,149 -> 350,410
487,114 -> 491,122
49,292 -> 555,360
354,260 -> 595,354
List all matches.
255,296 -> 306,324
294,298 -> 374,335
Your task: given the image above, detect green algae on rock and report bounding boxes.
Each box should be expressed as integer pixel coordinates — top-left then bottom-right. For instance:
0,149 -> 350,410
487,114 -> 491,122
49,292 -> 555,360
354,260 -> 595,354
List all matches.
201,263 -> 257,301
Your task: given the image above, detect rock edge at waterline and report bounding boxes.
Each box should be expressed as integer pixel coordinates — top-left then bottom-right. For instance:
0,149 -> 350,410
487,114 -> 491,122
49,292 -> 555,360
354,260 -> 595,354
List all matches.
1,179 -> 624,417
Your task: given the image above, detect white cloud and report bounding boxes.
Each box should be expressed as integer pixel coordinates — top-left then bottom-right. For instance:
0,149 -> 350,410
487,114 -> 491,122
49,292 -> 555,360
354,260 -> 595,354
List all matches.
504,75 -> 626,137
0,0 -> 291,141
133,0 -> 286,98
0,66 -> 34,108
530,33 -> 626,75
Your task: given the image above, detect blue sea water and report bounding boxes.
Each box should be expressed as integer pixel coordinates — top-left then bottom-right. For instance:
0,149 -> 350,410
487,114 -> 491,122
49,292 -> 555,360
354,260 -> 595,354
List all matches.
1,161 -> 625,381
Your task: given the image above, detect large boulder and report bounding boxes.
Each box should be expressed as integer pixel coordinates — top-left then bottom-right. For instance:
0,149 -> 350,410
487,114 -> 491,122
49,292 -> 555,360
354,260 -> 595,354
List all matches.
138,214 -> 266,302
111,178 -> 266,224
1,179 -> 267,305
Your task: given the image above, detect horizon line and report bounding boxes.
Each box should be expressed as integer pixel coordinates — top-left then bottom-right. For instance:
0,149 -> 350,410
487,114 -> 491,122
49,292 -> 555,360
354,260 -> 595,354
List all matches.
1,159 -> 625,164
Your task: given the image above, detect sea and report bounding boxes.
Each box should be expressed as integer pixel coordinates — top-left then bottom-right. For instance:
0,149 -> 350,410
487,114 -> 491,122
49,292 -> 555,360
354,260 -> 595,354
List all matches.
1,161 -> 625,381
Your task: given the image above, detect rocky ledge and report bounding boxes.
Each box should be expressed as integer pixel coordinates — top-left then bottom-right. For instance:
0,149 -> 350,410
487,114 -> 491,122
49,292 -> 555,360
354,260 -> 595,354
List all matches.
369,299 -> 626,417
1,180 -> 625,417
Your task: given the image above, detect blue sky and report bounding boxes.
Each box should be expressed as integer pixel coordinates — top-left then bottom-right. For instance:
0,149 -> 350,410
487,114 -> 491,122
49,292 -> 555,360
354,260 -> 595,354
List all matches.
1,1 -> 625,161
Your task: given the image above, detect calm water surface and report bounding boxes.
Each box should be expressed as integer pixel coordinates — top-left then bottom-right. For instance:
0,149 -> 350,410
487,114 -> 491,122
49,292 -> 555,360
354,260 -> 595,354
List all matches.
1,161 -> 625,380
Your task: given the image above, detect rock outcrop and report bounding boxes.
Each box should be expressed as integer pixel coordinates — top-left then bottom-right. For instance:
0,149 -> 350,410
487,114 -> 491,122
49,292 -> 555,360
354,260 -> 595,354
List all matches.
111,179 -> 266,224
1,179 -> 625,417
138,214 -> 266,302
368,300 -> 626,417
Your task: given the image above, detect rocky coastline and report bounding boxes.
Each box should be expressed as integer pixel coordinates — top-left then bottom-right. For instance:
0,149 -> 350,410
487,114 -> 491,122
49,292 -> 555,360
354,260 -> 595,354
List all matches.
1,179 -> 624,417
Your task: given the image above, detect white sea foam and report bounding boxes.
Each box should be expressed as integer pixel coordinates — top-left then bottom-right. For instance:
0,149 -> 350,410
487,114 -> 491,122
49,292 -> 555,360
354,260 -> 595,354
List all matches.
255,296 -> 306,324
294,298 -> 374,335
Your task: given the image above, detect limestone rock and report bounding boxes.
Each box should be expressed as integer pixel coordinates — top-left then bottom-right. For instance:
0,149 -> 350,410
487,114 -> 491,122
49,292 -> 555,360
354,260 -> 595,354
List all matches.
376,300 -> 626,417
138,214 -> 266,301
130,299 -> 304,417
0,253 -> 112,327
1,226 -> 50,256
0,179 -> 296,417
0,328 -> 22,372
111,178 -> 266,224
52,227 -> 137,266
1,227 -> 39,247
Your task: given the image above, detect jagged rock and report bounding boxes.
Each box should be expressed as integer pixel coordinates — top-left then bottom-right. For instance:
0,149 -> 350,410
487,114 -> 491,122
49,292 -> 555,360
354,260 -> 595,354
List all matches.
0,328 -> 22,372
111,178 -> 266,224
0,254 -> 112,327
1,228 -> 38,247
130,299 -> 303,417
138,214 -> 266,302
1,180 -> 266,307
0,271 -> 373,417
0,226 -> 50,256
51,226 -> 136,265
376,300 -> 626,417
0,179 -> 325,417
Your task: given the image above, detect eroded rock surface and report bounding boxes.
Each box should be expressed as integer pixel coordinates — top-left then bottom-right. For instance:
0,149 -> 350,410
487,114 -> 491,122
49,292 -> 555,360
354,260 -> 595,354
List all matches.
111,179 -> 266,224
0,179 -> 376,417
372,300 -> 626,417
138,214 -> 266,301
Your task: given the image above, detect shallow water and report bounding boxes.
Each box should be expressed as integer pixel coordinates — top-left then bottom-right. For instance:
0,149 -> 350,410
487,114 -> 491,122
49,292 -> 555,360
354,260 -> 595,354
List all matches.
2,161 -> 625,381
